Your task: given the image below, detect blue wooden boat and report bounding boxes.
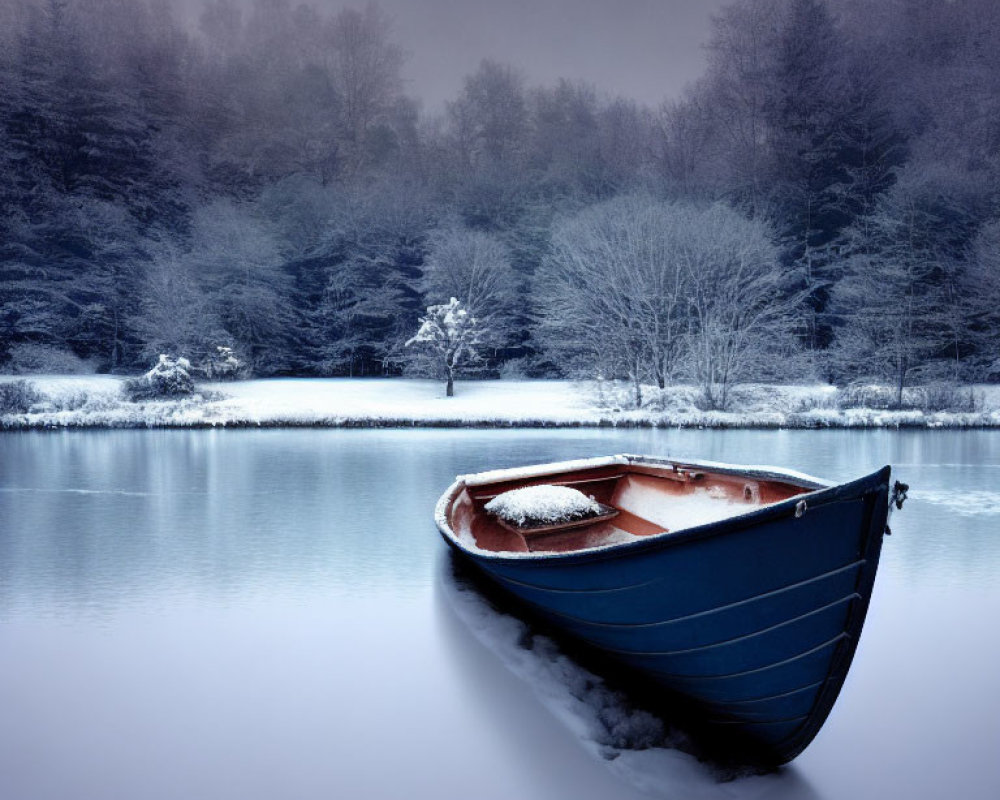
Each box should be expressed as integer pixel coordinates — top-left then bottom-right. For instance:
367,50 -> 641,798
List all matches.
434,454 -> 904,764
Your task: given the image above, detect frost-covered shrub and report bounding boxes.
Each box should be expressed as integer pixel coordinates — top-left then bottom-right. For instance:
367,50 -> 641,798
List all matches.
838,384 -> 898,410
652,385 -> 705,413
789,391 -> 840,413
498,355 -> 559,380
0,380 -> 44,414
916,383 -> 979,413
202,346 -> 243,380
837,382 -> 979,412
722,385 -> 779,412
47,388 -> 97,412
588,378 -> 631,411
124,355 -> 195,400
982,359 -> 1000,382
498,357 -> 529,380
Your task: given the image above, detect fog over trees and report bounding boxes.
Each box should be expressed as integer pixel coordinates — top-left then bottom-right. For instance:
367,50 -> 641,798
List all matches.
1,0 -> 998,406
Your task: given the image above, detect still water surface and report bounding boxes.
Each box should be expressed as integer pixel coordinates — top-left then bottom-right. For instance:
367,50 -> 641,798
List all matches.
1,429 -> 999,799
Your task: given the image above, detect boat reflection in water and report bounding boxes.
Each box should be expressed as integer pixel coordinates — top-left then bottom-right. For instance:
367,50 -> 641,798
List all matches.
436,552 -> 823,798
434,454 -> 901,766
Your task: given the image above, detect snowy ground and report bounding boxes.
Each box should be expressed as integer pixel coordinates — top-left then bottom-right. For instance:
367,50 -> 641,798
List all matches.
2,375 -> 1000,429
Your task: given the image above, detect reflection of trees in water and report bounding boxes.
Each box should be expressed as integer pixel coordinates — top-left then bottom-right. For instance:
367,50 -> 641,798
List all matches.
0,429 -> 443,615
435,551 -> 820,800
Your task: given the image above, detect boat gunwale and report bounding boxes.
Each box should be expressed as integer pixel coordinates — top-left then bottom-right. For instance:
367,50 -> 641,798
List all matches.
435,454 -> 885,565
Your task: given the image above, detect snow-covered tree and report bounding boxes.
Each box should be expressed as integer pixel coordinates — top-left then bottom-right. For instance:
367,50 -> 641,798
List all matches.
188,199 -> 296,374
124,354 -> 194,400
829,171 -> 968,404
315,180 -> 429,376
449,60 -> 529,169
419,224 -> 517,351
661,0 -> 785,212
528,80 -> 602,198
328,3 -> 405,175
535,194 -> 691,407
680,204 -> 804,410
131,233 -> 219,366
405,297 -> 481,397
203,346 -> 243,380
539,198 -> 803,410
965,220 -> 1000,379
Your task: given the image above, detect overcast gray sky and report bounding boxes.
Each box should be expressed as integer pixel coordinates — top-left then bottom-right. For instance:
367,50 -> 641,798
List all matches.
377,0 -> 728,111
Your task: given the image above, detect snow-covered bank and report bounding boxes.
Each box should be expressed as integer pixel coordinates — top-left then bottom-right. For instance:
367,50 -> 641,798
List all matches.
2,376 -> 1000,429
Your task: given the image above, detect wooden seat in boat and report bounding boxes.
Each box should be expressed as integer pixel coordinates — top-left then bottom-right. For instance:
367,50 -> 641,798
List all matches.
491,502 -> 620,536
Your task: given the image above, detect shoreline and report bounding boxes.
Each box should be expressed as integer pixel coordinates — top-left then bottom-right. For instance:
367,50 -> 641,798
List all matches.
6,422 -> 1000,431
3,376 -> 1000,431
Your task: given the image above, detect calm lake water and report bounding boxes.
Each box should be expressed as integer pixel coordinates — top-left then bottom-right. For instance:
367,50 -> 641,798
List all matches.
1,428 -> 999,800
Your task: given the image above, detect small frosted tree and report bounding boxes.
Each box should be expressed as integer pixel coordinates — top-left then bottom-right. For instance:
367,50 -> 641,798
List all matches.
419,224 -> 517,346
124,355 -> 195,401
405,298 -> 481,397
203,346 -> 244,380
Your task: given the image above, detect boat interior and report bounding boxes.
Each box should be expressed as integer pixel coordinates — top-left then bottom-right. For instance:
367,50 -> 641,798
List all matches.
448,461 -> 813,554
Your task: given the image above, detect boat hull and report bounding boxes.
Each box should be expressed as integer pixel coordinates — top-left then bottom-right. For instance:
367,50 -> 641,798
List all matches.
436,458 -> 892,764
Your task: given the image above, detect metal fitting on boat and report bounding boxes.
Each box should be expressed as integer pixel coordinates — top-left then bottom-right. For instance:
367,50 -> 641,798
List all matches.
891,481 -> 909,510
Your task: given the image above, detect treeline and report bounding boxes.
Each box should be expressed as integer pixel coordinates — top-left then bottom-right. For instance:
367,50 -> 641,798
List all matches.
1,0 -> 999,406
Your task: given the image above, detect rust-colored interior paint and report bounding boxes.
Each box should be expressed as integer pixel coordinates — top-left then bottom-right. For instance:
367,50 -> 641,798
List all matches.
455,464 -> 810,554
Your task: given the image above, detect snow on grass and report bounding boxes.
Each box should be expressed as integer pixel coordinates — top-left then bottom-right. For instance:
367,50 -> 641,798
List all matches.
2,375 -> 1000,429
205,377 -> 599,425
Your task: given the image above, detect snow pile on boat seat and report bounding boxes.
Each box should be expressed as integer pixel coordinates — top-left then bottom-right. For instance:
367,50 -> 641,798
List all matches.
485,484 -> 602,527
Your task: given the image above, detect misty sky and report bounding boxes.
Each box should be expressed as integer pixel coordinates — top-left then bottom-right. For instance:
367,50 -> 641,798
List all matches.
181,0 -> 728,111
377,0 -> 728,111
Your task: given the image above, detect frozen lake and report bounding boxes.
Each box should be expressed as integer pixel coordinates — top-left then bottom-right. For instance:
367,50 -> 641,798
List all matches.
1,428 -> 999,799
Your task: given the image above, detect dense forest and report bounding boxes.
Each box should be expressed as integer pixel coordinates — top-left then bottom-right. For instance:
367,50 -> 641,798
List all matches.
1,0 -> 998,407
